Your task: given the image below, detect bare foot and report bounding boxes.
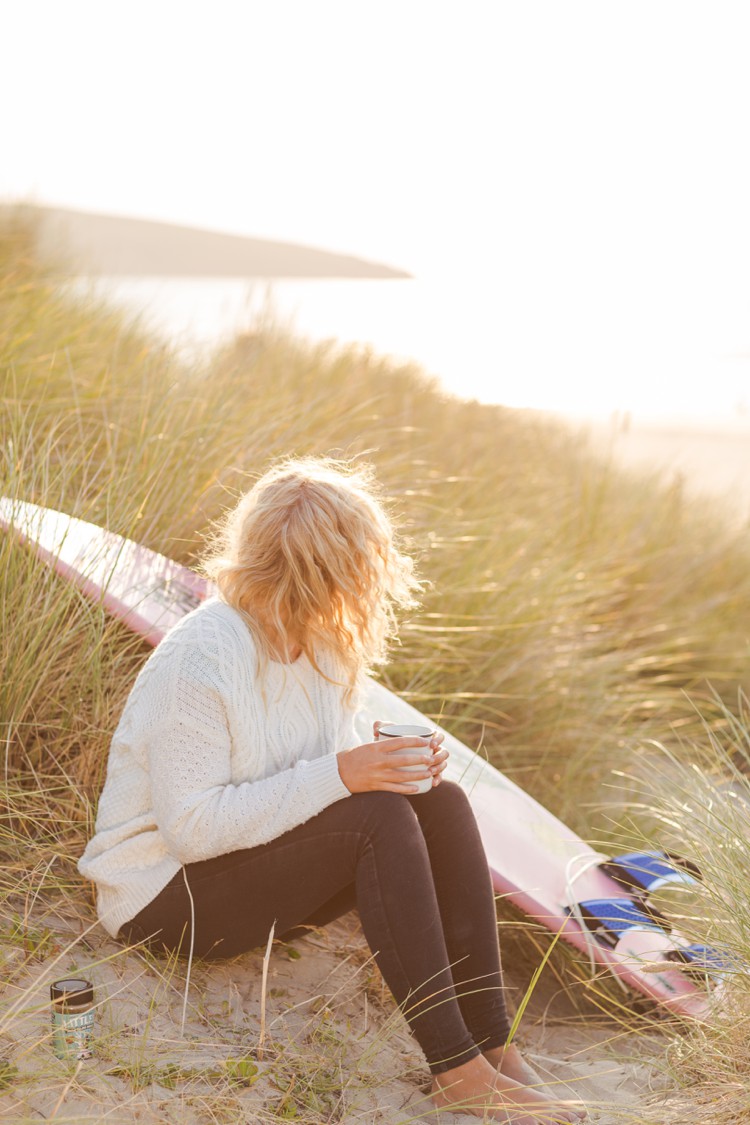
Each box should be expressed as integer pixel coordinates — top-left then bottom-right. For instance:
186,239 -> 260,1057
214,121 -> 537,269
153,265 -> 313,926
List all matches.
430,1054 -> 583,1123
484,1044 -> 587,1121
486,1043 -> 549,1087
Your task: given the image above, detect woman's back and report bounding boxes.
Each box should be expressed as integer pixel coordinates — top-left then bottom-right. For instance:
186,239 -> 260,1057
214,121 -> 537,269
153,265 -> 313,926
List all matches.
79,597 -> 354,936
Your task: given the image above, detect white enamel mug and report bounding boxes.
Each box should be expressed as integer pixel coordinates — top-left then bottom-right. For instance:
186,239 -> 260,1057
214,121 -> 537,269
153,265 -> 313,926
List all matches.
377,723 -> 436,794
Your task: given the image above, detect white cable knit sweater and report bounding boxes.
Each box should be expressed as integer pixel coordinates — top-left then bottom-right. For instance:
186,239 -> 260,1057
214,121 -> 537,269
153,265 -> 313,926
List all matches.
78,598 -> 354,937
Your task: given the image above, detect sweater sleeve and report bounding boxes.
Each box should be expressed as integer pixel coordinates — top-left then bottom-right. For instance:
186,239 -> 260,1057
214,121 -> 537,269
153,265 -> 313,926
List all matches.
146,654 -> 350,864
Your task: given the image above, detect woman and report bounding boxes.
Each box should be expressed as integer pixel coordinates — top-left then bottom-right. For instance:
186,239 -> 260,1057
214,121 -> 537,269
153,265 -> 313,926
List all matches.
79,457 -> 585,1123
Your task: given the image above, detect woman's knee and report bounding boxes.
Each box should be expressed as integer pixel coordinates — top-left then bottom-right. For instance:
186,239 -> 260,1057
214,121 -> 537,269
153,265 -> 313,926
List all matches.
417,779 -> 477,831
427,779 -> 471,813
349,790 -> 421,835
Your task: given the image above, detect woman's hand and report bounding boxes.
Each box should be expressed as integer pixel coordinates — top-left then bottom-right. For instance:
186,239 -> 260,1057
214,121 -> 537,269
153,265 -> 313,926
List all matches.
336,724 -> 448,795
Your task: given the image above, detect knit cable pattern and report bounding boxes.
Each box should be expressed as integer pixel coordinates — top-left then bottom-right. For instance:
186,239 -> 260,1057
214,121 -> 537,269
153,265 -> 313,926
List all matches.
78,599 -> 354,937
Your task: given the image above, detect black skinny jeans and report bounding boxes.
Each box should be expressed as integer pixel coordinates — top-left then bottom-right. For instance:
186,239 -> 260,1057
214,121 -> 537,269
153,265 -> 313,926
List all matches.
119,780 -> 512,1074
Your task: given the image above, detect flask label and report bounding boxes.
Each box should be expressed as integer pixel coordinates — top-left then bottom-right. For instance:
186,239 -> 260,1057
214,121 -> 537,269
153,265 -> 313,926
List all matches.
52,1009 -> 94,1060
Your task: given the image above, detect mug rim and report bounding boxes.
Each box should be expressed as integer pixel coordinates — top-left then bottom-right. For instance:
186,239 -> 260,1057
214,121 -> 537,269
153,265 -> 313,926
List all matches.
378,722 -> 435,738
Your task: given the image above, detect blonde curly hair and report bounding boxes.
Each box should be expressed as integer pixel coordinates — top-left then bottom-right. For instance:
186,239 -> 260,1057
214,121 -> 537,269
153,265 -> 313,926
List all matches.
201,456 -> 421,697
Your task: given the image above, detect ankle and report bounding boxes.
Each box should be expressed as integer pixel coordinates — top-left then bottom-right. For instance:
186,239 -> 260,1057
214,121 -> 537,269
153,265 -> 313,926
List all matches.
432,1053 -> 496,1086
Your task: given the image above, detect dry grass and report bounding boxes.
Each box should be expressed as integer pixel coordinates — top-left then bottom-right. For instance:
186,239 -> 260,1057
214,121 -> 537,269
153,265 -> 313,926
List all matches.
3,211 -> 750,1121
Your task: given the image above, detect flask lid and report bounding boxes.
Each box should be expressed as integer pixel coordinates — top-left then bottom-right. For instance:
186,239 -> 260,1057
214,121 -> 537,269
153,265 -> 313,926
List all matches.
50,978 -> 94,1008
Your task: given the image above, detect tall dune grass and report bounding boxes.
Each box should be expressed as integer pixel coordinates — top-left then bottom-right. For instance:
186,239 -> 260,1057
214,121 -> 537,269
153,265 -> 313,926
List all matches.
4,214 -> 749,822
3,210 -> 750,1121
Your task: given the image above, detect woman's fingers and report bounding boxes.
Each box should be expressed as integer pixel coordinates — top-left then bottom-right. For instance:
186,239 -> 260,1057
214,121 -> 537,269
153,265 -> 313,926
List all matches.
429,747 -> 449,787
381,748 -> 433,767
338,733 -> 450,794
381,760 -> 433,782
378,735 -> 450,785
380,780 -> 424,794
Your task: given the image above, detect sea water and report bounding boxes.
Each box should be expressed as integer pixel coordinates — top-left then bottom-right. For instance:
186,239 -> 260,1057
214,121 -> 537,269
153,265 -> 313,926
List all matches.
73,275 -> 750,427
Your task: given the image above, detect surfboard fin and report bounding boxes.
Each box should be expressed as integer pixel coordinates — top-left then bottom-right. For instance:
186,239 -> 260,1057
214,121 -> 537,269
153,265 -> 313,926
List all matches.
599,851 -> 701,896
567,896 -> 670,948
665,943 -> 741,978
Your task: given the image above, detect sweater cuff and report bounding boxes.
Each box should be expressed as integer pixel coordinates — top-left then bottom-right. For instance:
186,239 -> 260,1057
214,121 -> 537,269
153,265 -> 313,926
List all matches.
303,753 -> 352,809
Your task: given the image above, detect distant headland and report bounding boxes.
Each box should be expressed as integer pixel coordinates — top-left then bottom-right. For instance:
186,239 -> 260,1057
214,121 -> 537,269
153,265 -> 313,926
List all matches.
1,203 -> 412,280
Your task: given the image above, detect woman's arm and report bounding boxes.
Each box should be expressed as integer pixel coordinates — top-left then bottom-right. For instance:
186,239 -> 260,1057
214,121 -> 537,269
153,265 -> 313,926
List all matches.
146,673 -> 349,863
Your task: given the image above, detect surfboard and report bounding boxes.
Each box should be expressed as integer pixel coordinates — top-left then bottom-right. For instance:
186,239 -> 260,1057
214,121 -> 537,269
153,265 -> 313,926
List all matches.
1,496 -> 727,1020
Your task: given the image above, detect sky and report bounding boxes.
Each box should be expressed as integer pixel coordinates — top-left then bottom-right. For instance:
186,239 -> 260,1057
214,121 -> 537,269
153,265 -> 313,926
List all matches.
3,1 -> 750,422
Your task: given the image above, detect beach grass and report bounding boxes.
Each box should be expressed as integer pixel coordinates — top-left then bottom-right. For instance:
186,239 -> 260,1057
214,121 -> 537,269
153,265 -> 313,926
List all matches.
2,211 -> 750,1122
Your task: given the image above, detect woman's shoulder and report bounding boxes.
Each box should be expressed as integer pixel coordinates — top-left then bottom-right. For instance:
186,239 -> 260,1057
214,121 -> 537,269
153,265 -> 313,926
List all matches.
133,598 -> 255,685
162,596 -> 251,646
115,600 -> 253,731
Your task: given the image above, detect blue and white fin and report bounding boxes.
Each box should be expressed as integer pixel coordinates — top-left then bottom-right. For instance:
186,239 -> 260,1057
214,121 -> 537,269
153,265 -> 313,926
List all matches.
565,896 -> 670,949
599,851 -> 700,896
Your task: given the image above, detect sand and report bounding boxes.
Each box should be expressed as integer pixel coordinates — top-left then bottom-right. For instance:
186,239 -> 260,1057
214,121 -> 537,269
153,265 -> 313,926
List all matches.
0,904 -> 690,1125
578,414 -> 750,528
2,204 -> 410,280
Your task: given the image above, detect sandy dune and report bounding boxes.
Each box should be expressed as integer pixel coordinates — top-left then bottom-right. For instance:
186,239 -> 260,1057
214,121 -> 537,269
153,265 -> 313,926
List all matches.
576,416 -> 750,527
1,910 -> 677,1124
2,204 -> 411,280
